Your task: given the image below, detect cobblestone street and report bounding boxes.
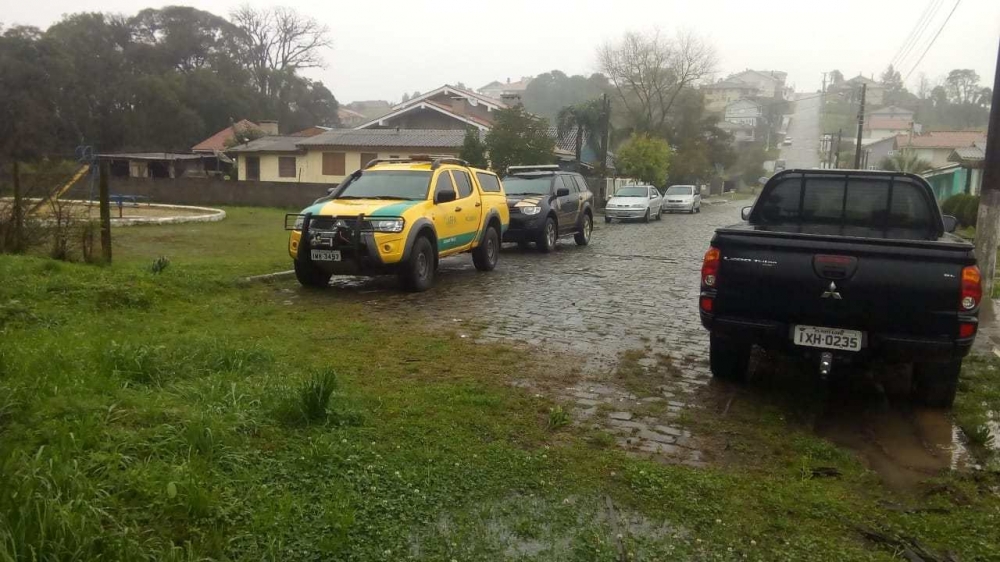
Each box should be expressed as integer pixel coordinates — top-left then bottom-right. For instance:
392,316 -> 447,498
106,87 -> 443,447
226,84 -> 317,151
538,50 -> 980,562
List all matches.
307,201 -> 748,463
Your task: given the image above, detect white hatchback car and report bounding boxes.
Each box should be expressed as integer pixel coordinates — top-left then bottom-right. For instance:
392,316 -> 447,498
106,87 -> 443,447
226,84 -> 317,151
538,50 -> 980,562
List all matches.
662,185 -> 701,214
605,185 -> 663,223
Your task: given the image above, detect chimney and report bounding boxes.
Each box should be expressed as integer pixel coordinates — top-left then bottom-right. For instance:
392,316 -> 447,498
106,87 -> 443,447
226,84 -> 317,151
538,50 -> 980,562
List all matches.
258,120 -> 279,135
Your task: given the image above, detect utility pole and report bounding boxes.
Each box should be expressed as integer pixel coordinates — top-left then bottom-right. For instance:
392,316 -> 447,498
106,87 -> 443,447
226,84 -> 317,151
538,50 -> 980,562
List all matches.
822,72 -> 827,93
973,38 -> 1000,315
827,135 -> 835,169
99,159 -> 112,264
853,83 -> 867,169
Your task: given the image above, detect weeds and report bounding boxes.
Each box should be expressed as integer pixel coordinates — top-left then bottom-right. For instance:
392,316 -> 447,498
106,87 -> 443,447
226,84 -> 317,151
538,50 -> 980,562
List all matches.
547,405 -> 570,430
278,368 -> 339,425
150,256 -> 170,274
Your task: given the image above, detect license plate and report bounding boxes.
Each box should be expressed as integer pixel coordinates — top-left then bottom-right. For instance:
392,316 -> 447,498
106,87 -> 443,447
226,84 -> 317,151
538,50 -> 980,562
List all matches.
310,250 -> 341,262
793,325 -> 862,352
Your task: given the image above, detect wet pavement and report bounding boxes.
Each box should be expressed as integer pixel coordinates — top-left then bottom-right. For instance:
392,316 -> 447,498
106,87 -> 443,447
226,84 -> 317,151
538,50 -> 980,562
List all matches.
283,201 -> 985,482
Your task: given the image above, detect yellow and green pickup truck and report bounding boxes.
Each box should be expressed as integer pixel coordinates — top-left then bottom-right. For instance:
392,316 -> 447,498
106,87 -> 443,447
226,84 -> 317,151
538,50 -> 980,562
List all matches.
286,156 -> 509,291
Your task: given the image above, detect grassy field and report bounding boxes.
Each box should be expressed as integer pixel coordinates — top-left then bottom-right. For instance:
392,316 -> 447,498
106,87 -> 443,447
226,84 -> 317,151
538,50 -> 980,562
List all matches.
1,207 -> 998,561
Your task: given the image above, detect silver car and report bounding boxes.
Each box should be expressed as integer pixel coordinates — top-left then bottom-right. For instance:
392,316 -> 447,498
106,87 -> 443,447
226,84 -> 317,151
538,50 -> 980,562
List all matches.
604,185 -> 663,223
662,185 -> 701,214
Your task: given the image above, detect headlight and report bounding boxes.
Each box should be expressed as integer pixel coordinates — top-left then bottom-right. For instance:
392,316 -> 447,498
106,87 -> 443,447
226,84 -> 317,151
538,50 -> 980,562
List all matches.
521,206 -> 542,215
370,219 -> 404,233
631,204 -> 645,209
294,215 -> 305,230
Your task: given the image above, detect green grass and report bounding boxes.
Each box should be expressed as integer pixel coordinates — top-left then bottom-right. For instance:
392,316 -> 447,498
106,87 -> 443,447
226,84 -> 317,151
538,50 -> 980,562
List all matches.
0,207 -> 998,560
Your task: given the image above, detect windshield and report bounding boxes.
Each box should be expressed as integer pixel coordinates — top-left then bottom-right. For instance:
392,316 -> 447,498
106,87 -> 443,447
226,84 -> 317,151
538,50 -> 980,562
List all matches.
337,170 -> 431,200
666,186 -> 693,196
503,176 -> 552,195
616,187 -> 649,197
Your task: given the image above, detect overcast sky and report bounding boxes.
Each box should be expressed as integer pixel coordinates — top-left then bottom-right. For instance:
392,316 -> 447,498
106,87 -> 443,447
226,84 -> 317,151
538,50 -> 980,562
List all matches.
7,0 -> 999,103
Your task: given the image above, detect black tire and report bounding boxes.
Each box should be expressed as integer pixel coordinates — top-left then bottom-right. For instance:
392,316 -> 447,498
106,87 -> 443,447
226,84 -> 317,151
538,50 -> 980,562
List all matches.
472,226 -> 500,271
709,335 -> 750,383
574,213 -> 593,246
696,205 -> 701,214
294,259 -> 332,288
536,216 -> 557,253
655,207 -> 662,221
643,209 -> 650,223
399,236 -> 435,292
604,215 -> 612,224
912,360 -> 961,408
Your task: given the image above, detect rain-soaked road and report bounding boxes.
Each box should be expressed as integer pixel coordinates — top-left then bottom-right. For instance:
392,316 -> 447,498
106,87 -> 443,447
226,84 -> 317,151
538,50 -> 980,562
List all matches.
285,201 -> 975,481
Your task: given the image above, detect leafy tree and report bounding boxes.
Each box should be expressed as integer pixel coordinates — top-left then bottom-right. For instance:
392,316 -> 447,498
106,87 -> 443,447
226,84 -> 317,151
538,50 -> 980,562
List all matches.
556,98 -> 605,163
829,69 -> 844,85
484,106 -> 555,176
879,64 -> 912,106
223,123 -> 266,149
615,134 -> 671,186
879,150 -> 933,174
598,30 -> 716,134
459,127 -> 489,169
0,26 -> 59,161
945,69 -> 980,105
401,92 -> 411,103
522,70 -> 610,121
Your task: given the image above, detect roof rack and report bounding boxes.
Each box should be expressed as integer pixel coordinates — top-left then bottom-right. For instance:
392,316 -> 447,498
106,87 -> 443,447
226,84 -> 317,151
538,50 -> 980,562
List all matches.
507,164 -> 560,174
364,155 -> 469,170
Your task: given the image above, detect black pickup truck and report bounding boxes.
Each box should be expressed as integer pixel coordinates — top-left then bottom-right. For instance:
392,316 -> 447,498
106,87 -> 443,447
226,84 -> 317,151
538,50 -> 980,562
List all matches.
699,169 -> 982,407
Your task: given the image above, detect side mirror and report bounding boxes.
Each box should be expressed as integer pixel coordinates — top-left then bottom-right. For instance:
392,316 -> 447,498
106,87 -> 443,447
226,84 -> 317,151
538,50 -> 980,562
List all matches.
942,215 -> 958,233
650,193 -> 658,199
555,187 -> 570,197
435,190 -> 457,204
741,206 -> 752,221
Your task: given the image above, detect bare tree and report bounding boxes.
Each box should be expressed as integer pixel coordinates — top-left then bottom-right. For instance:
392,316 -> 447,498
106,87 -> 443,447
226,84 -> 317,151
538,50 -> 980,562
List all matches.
230,5 -> 331,97
598,29 -> 716,134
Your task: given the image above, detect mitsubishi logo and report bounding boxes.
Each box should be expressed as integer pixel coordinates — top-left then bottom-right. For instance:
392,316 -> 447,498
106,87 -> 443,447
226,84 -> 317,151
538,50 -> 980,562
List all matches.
821,281 -> 842,300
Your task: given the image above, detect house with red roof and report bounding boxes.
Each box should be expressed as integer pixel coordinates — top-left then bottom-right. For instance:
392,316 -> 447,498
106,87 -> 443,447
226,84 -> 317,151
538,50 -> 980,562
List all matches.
355,85 -> 506,131
192,120 -> 278,153
896,130 -> 987,168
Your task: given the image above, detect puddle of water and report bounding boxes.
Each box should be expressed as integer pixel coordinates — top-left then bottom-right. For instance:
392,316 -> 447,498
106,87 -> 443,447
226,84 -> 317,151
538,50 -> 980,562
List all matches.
815,400 -> 971,489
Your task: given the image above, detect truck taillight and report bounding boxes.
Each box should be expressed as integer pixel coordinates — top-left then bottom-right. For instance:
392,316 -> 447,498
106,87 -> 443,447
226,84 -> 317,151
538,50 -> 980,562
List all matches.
960,265 -> 982,311
702,247 -> 720,287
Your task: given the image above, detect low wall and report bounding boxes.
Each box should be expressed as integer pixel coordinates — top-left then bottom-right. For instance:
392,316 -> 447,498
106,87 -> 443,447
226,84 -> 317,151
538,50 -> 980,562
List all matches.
66,177 -> 331,209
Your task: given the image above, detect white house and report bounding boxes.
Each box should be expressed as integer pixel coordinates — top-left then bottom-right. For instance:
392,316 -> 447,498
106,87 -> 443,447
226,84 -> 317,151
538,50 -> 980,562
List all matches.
724,99 -> 763,127
728,70 -> 787,99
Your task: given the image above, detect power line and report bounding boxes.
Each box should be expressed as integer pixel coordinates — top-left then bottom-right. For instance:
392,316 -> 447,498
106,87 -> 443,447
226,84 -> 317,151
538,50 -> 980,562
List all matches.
904,0 -> 963,81
890,0 -> 943,70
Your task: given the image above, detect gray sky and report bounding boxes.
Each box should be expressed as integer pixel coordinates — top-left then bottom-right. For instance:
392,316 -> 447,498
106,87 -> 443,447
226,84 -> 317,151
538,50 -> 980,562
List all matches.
8,0 -> 1000,103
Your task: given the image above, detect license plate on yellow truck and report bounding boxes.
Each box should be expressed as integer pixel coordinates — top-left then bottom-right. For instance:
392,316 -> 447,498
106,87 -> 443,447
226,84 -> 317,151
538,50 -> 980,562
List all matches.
311,250 -> 341,262
793,325 -> 863,352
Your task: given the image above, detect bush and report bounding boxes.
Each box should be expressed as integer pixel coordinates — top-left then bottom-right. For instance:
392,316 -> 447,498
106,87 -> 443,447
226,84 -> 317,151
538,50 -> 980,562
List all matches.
941,193 -> 979,228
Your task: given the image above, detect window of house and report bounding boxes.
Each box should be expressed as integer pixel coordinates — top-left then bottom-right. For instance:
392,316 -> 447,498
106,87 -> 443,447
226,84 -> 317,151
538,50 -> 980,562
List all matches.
475,172 -> 501,192
451,170 -> 473,198
278,156 -> 297,178
322,152 -> 345,176
360,152 -> 378,168
245,156 -> 260,181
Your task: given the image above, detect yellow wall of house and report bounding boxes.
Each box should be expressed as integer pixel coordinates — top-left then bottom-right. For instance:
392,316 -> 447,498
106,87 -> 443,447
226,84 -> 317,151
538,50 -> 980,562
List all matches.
237,149 -> 460,183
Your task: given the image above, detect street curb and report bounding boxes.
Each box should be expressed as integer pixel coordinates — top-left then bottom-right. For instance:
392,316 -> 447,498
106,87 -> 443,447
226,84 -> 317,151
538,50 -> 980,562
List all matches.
239,270 -> 295,285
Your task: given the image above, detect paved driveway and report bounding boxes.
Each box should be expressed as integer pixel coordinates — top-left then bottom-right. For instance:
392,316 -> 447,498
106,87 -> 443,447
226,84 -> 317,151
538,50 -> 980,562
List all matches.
335,203 -> 742,371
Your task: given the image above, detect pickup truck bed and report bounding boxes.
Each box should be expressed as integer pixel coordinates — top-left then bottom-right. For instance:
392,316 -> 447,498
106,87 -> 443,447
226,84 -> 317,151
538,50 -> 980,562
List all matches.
699,170 -> 981,407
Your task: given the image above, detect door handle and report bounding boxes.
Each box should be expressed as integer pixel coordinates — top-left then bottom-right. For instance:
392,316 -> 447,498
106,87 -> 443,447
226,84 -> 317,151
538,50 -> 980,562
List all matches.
455,207 -> 462,212
475,202 -> 482,207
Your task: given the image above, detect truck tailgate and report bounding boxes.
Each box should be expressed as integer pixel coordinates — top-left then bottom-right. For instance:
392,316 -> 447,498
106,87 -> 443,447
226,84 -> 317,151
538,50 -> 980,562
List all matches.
713,230 -> 975,339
